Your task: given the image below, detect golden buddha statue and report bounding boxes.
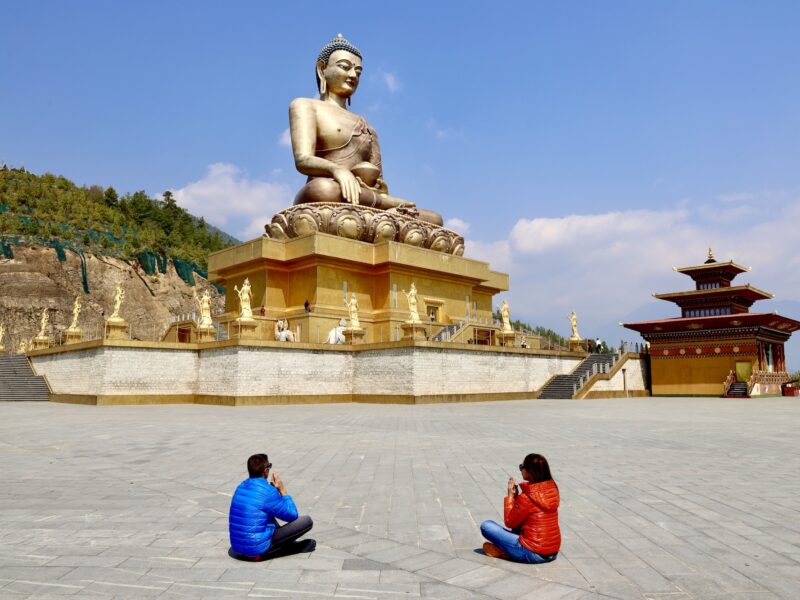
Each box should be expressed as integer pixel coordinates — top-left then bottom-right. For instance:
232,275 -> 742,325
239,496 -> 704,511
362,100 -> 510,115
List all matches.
289,34 -> 443,226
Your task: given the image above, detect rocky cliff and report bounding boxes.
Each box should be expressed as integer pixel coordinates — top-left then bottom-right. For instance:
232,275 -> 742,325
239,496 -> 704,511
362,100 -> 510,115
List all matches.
0,245 -> 224,350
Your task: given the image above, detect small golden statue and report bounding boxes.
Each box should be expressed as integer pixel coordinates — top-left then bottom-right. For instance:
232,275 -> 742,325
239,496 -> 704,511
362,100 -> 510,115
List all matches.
18,338 -> 28,354
194,289 -> 214,329
500,299 -> 512,333
289,34 -> 442,225
234,278 -> 254,321
0,322 -> 5,352
347,293 -> 360,329
109,285 -> 125,322
36,308 -> 49,339
402,283 -> 422,324
568,311 -> 581,341
68,295 -> 82,331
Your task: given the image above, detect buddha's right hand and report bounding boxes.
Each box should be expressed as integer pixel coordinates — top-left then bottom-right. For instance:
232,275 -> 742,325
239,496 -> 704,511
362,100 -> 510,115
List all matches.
333,169 -> 360,205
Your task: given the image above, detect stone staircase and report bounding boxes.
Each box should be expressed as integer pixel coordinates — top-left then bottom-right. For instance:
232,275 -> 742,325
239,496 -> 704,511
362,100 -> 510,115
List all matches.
431,322 -> 462,342
724,382 -> 749,398
0,355 -> 50,402
538,353 -> 617,399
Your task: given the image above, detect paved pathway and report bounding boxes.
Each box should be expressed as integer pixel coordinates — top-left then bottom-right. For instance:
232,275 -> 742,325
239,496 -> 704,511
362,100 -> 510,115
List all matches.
0,398 -> 798,599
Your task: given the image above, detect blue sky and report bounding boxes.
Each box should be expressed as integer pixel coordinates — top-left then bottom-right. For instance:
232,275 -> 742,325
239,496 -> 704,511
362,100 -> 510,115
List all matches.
2,1 -> 800,365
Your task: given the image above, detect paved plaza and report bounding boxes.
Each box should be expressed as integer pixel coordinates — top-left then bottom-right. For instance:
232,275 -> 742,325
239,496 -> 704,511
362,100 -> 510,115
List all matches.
1,398 -> 798,599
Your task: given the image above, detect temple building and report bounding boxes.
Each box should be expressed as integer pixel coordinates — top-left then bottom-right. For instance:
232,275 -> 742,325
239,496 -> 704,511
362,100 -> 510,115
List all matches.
624,249 -> 800,397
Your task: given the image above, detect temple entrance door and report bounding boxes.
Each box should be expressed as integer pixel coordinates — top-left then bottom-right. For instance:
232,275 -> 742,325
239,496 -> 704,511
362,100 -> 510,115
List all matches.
735,361 -> 752,383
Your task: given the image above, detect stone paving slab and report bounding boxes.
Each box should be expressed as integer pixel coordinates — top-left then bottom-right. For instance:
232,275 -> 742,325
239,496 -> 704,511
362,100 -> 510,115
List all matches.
0,398 -> 799,598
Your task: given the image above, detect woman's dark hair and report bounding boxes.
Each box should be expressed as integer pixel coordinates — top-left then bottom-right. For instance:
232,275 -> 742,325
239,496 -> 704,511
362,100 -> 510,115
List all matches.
247,453 -> 269,478
522,453 -> 554,484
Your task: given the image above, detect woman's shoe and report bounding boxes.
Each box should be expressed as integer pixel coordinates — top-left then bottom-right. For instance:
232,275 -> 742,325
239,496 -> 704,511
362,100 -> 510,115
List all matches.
483,542 -> 508,560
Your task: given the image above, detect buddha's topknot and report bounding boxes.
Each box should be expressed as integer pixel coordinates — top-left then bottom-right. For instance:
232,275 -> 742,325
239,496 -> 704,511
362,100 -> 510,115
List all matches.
317,34 -> 362,65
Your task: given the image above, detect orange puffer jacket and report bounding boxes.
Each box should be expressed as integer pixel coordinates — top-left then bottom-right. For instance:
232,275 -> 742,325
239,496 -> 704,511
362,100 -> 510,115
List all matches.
504,480 -> 561,555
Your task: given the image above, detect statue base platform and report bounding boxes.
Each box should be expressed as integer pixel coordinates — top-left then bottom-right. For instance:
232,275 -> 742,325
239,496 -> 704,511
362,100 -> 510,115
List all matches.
568,338 -> 585,352
497,331 -> 516,347
32,336 -> 50,350
266,203 -> 465,255
236,319 -> 258,340
401,322 -> 427,341
105,319 -> 128,340
208,231 -> 508,344
197,326 -> 217,343
343,327 -> 365,345
65,330 -> 82,345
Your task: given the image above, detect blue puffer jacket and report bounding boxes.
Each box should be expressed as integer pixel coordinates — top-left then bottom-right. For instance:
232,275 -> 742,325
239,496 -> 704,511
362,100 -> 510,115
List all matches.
229,477 -> 299,556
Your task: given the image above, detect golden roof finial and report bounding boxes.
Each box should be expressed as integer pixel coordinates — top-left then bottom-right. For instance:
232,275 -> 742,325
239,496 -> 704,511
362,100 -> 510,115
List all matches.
707,246 -> 714,260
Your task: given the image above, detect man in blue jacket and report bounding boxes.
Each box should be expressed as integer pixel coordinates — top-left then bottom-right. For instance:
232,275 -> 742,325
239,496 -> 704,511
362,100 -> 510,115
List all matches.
229,453 -> 313,559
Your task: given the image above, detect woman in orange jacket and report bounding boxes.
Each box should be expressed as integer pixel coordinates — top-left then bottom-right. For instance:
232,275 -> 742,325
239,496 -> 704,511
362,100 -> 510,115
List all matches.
480,453 -> 561,563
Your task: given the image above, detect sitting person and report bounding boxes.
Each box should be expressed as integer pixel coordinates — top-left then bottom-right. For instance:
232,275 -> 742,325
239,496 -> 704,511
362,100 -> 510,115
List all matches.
229,453 -> 313,560
480,453 -> 560,564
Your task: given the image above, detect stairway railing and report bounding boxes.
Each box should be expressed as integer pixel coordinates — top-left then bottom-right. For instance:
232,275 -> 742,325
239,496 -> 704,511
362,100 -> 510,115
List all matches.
722,370 -> 736,396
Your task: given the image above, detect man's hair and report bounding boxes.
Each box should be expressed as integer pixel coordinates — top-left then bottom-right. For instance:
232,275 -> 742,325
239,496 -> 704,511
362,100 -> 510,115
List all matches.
247,453 -> 269,478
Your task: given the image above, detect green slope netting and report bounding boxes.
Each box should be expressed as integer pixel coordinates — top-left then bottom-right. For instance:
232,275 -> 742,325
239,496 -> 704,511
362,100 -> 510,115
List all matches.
1,236 -> 224,295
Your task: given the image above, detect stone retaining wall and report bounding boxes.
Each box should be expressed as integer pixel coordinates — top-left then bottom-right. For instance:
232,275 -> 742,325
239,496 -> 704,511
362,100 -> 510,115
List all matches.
31,340 -> 585,405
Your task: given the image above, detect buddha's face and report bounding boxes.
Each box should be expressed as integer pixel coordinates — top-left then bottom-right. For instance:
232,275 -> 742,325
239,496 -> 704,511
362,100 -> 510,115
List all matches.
319,50 -> 362,98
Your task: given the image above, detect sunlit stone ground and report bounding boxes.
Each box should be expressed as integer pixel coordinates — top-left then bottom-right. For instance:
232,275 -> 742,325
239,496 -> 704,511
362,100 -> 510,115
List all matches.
1,398 -> 798,599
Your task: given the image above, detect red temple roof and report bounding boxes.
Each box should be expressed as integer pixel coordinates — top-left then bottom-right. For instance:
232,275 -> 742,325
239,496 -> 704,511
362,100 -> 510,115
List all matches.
674,260 -> 750,278
653,285 -> 773,304
623,312 -> 800,335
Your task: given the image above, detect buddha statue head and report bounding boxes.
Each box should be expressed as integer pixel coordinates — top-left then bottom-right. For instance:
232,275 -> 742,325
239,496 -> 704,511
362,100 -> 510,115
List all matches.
316,34 -> 363,103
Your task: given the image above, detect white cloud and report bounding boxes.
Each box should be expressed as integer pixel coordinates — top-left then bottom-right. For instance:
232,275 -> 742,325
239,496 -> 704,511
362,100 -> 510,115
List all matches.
464,192 -> 800,359
383,72 -> 400,93
170,163 -> 292,241
279,128 -> 292,147
445,217 -> 470,235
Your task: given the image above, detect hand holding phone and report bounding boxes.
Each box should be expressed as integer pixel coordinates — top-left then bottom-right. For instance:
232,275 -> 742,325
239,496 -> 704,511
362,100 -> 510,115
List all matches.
507,476 -> 518,497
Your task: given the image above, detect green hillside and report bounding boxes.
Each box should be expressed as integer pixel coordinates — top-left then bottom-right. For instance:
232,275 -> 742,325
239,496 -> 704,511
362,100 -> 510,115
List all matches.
0,166 -> 236,273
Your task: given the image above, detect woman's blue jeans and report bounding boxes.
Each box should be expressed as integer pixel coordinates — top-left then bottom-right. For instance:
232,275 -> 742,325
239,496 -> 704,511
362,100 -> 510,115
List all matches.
480,520 -> 557,564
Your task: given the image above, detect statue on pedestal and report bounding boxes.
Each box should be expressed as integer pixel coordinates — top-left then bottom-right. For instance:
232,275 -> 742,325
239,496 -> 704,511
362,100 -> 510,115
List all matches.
18,338 -> 28,354
347,293 -> 360,329
194,289 -> 214,329
274,318 -> 296,342
500,299 -> 512,333
234,278 -> 253,321
289,35 -> 442,225
568,311 -> 581,341
402,283 -> 422,324
109,285 -> 125,322
68,296 -> 82,331
37,309 -> 49,339
0,323 -> 5,352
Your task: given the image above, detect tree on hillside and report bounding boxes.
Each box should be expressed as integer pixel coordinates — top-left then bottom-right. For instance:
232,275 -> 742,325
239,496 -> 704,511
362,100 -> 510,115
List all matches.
104,186 -> 119,207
